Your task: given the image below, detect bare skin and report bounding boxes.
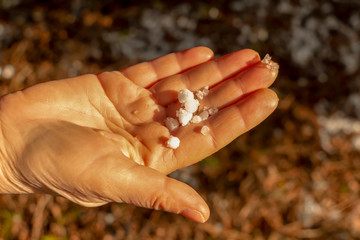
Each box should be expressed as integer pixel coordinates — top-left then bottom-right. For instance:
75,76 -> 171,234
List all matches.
0,47 -> 278,222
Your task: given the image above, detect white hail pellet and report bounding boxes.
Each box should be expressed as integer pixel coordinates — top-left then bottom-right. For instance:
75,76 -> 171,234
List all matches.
176,108 -> 193,126
190,115 -> 202,124
164,88 -> 220,149
199,110 -> 209,121
166,136 -> 180,149
261,54 -> 279,71
178,89 -> 194,104
262,53 -> 271,65
164,117 -> 179,131
207,107 -> 218,116
201,125 -> 210,135
195,86 -> 209,100
184,98 -> 200,113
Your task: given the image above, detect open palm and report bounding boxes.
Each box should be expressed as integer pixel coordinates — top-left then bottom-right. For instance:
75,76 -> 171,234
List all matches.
0,47 -> 278,222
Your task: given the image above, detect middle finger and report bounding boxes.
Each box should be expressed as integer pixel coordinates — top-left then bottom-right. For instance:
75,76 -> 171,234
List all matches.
151,49 -> 260,106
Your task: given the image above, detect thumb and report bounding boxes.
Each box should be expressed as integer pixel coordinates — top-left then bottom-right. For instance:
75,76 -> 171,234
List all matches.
123,164 -> 209,223
83,156 -> 210,223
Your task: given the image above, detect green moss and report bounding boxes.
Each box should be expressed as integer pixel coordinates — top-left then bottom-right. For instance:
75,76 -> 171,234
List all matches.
40,235 -> 67,240
201,155 -> 220,169
0,210 -> 13,239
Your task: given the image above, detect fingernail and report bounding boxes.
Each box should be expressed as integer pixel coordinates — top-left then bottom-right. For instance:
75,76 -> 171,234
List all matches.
198,46 -> 214,60
181,208 -> 206,223
268,90 -> 279,109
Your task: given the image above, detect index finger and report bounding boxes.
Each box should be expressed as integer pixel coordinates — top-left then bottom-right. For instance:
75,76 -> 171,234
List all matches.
120,47 -> 214,88
151,49 -> 260,106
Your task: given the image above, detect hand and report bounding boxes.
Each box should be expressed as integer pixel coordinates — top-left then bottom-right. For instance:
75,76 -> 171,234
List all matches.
0,47 -> 278,222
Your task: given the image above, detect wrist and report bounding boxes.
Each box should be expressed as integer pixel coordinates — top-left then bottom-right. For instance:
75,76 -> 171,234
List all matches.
0,93 -> 33,194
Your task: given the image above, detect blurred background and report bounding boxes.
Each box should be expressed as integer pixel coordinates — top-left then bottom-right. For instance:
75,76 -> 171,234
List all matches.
1,0 -> 360,239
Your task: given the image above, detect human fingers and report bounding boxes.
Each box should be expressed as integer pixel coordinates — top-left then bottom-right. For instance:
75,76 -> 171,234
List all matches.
171,89 -> 278,169
79,155 -> 210,223
200,60 -> 278,109
151,49 -> 260,105
120,46 -> 214,88
164,59 -> 279,118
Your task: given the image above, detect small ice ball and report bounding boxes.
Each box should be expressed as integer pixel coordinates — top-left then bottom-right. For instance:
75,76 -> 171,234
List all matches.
164,117 -> 179,131
178,89 -> 194,104
199,110 -> 209,121
201,125 -> 210,135
207,107 -> 218,116
191,115 -> 202,124
195,86 -> 209,100
261,53 -> 272,64
261,53 -> 279,71
184,98 -> 199,113
166,136 -> 180,149
176,108 -> 193,126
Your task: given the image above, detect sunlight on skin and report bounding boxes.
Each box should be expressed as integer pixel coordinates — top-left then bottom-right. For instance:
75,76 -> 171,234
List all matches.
0,47 -> 278,223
